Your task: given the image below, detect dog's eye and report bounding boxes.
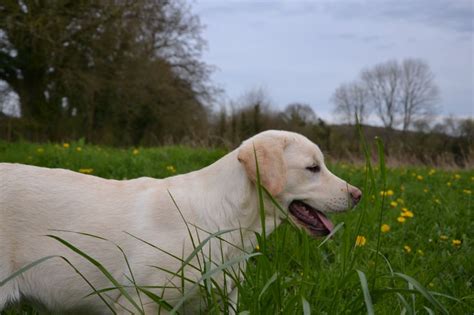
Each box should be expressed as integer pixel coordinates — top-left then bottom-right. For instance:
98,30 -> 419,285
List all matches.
306,165 -> 321,173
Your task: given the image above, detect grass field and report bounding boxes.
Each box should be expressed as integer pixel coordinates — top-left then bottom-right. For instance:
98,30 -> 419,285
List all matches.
0,139 -> 472,314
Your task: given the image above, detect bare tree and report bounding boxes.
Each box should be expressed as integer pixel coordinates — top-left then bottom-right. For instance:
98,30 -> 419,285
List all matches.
399,58 -> 439,131
281,103 -> 317,126
361,60 -> 401,129
331,81 -> 370,125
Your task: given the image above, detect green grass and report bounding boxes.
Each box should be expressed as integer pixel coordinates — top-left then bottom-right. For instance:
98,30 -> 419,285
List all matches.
0,139 -> 472,314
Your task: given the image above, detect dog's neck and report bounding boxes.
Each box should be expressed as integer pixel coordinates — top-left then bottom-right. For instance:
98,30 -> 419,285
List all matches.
187,149 -> 283,255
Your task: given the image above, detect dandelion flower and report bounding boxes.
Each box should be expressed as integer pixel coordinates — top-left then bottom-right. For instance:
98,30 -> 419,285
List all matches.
404,245 -> 411,253
78,168 -> 93,174
452,239 -> 461,247
76,147 -> 82,152
132,149 -> 139,155
447,182 -> 452,187
255,244 -> 260,251
36,148 -> 44,154
390,201 -> 398,208
396,198 -> 404,204
380,190 -> 394,197
63,143 -> 70,148
401,211 -> 414,218
454,174 -> 461,179
355,235 -> 367,246
397,216 -> 406,223
401,207 -> 409,212
428,169 -> 436,176
166,165 -> 176,173
439,235 -> 448,240
417,175 -> 424,181
463,189 -> 471,195
381,224 -> 390,233
423,188 -> 429,193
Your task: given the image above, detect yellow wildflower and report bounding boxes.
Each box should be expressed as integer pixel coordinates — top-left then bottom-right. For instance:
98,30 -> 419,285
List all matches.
166,165 -> 176,173
417,175 -> 424,181
390,201 -> 398,208
401,207 -> 409,212
78,168 -> 93,174
36,148 -> 44,154
417,249 -> 424,256
434,199 -> 441,204
381,224 -> 390,233
255,244 -> 260,251
76,147 -> 82,152
428,169 -> 436,176
380,190 -> 394,197
454,174 -> 461,179
355,235 -> 367,247
439,235 -> 448,240
463,189 -> 471,195
397,216 -> 406,223
423,188 -> 429,193
132,149 -> 139,155
63,143 -> 70,148
401,210 -> 414,218
471,176 -> 474,181
404,245 -> 411,253
447,182 -> 452,187
396,198 -> 404,204
452,239 -> 461,247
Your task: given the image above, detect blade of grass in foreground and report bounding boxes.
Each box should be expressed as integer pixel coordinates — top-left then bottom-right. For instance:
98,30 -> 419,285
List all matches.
46,235 -> 144,315
357,270 -> 375,315
394,272 -> 448,315
0,256 -> 56,287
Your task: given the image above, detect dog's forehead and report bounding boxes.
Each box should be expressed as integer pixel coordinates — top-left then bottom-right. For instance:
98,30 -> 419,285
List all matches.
285,132 -> 324,162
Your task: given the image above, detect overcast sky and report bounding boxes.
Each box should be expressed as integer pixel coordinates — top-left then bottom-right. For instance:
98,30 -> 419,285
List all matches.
194,0 -> 473,122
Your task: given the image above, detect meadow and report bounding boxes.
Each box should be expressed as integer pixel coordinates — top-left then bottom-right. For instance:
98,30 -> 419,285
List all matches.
0,139 -> 472,314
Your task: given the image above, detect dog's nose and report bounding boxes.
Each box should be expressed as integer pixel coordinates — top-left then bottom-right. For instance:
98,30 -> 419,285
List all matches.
350,187 -> 362,205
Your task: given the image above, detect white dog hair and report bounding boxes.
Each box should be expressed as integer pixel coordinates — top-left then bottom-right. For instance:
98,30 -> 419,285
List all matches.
0,130 -> 361,314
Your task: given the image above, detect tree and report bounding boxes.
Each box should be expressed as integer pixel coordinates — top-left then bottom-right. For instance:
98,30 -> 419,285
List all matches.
399,58 -> 439,131
0,0 -> 213,143
333,58 -> 439,131
281,103 -> 317,127
331,81 -> 370,125
361,60 -> 400,129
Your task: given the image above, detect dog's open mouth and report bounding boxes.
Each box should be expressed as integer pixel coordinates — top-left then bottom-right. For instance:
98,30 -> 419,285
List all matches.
289,200 -> 334,237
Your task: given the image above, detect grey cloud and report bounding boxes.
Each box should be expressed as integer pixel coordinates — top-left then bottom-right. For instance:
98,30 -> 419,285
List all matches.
324,0 -> 473,33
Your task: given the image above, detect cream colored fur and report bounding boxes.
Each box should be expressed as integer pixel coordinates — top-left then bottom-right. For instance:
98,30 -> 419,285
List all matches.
0,130 -> 360,314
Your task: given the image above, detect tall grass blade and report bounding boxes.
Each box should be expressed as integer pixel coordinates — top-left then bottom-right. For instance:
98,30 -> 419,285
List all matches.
302,296 -> 311,315
46,235 -> 144,315
253,144 -> 266,250
170,252 -> 261,314
394,272 -> 448,315
396,293 -> 414,315
356,270 -> 375,315
258,272 -> 278,302
0,256 -> 56,286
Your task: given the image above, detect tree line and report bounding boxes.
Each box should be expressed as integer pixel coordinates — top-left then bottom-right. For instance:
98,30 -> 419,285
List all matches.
0,1 -> 472,166
0,0 -> 213,144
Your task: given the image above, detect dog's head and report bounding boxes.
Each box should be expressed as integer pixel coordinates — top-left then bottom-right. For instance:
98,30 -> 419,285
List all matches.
238,130 -> 361,237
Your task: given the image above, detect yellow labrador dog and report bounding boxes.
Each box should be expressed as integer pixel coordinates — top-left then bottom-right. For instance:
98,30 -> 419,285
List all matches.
0,130 -> 361,314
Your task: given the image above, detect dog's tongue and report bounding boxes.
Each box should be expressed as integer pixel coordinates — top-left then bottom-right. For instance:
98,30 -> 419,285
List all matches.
315,211 -> 334,232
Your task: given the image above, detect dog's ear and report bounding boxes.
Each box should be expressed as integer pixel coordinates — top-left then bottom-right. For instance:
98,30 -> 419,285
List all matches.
237,136 -> 287,196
